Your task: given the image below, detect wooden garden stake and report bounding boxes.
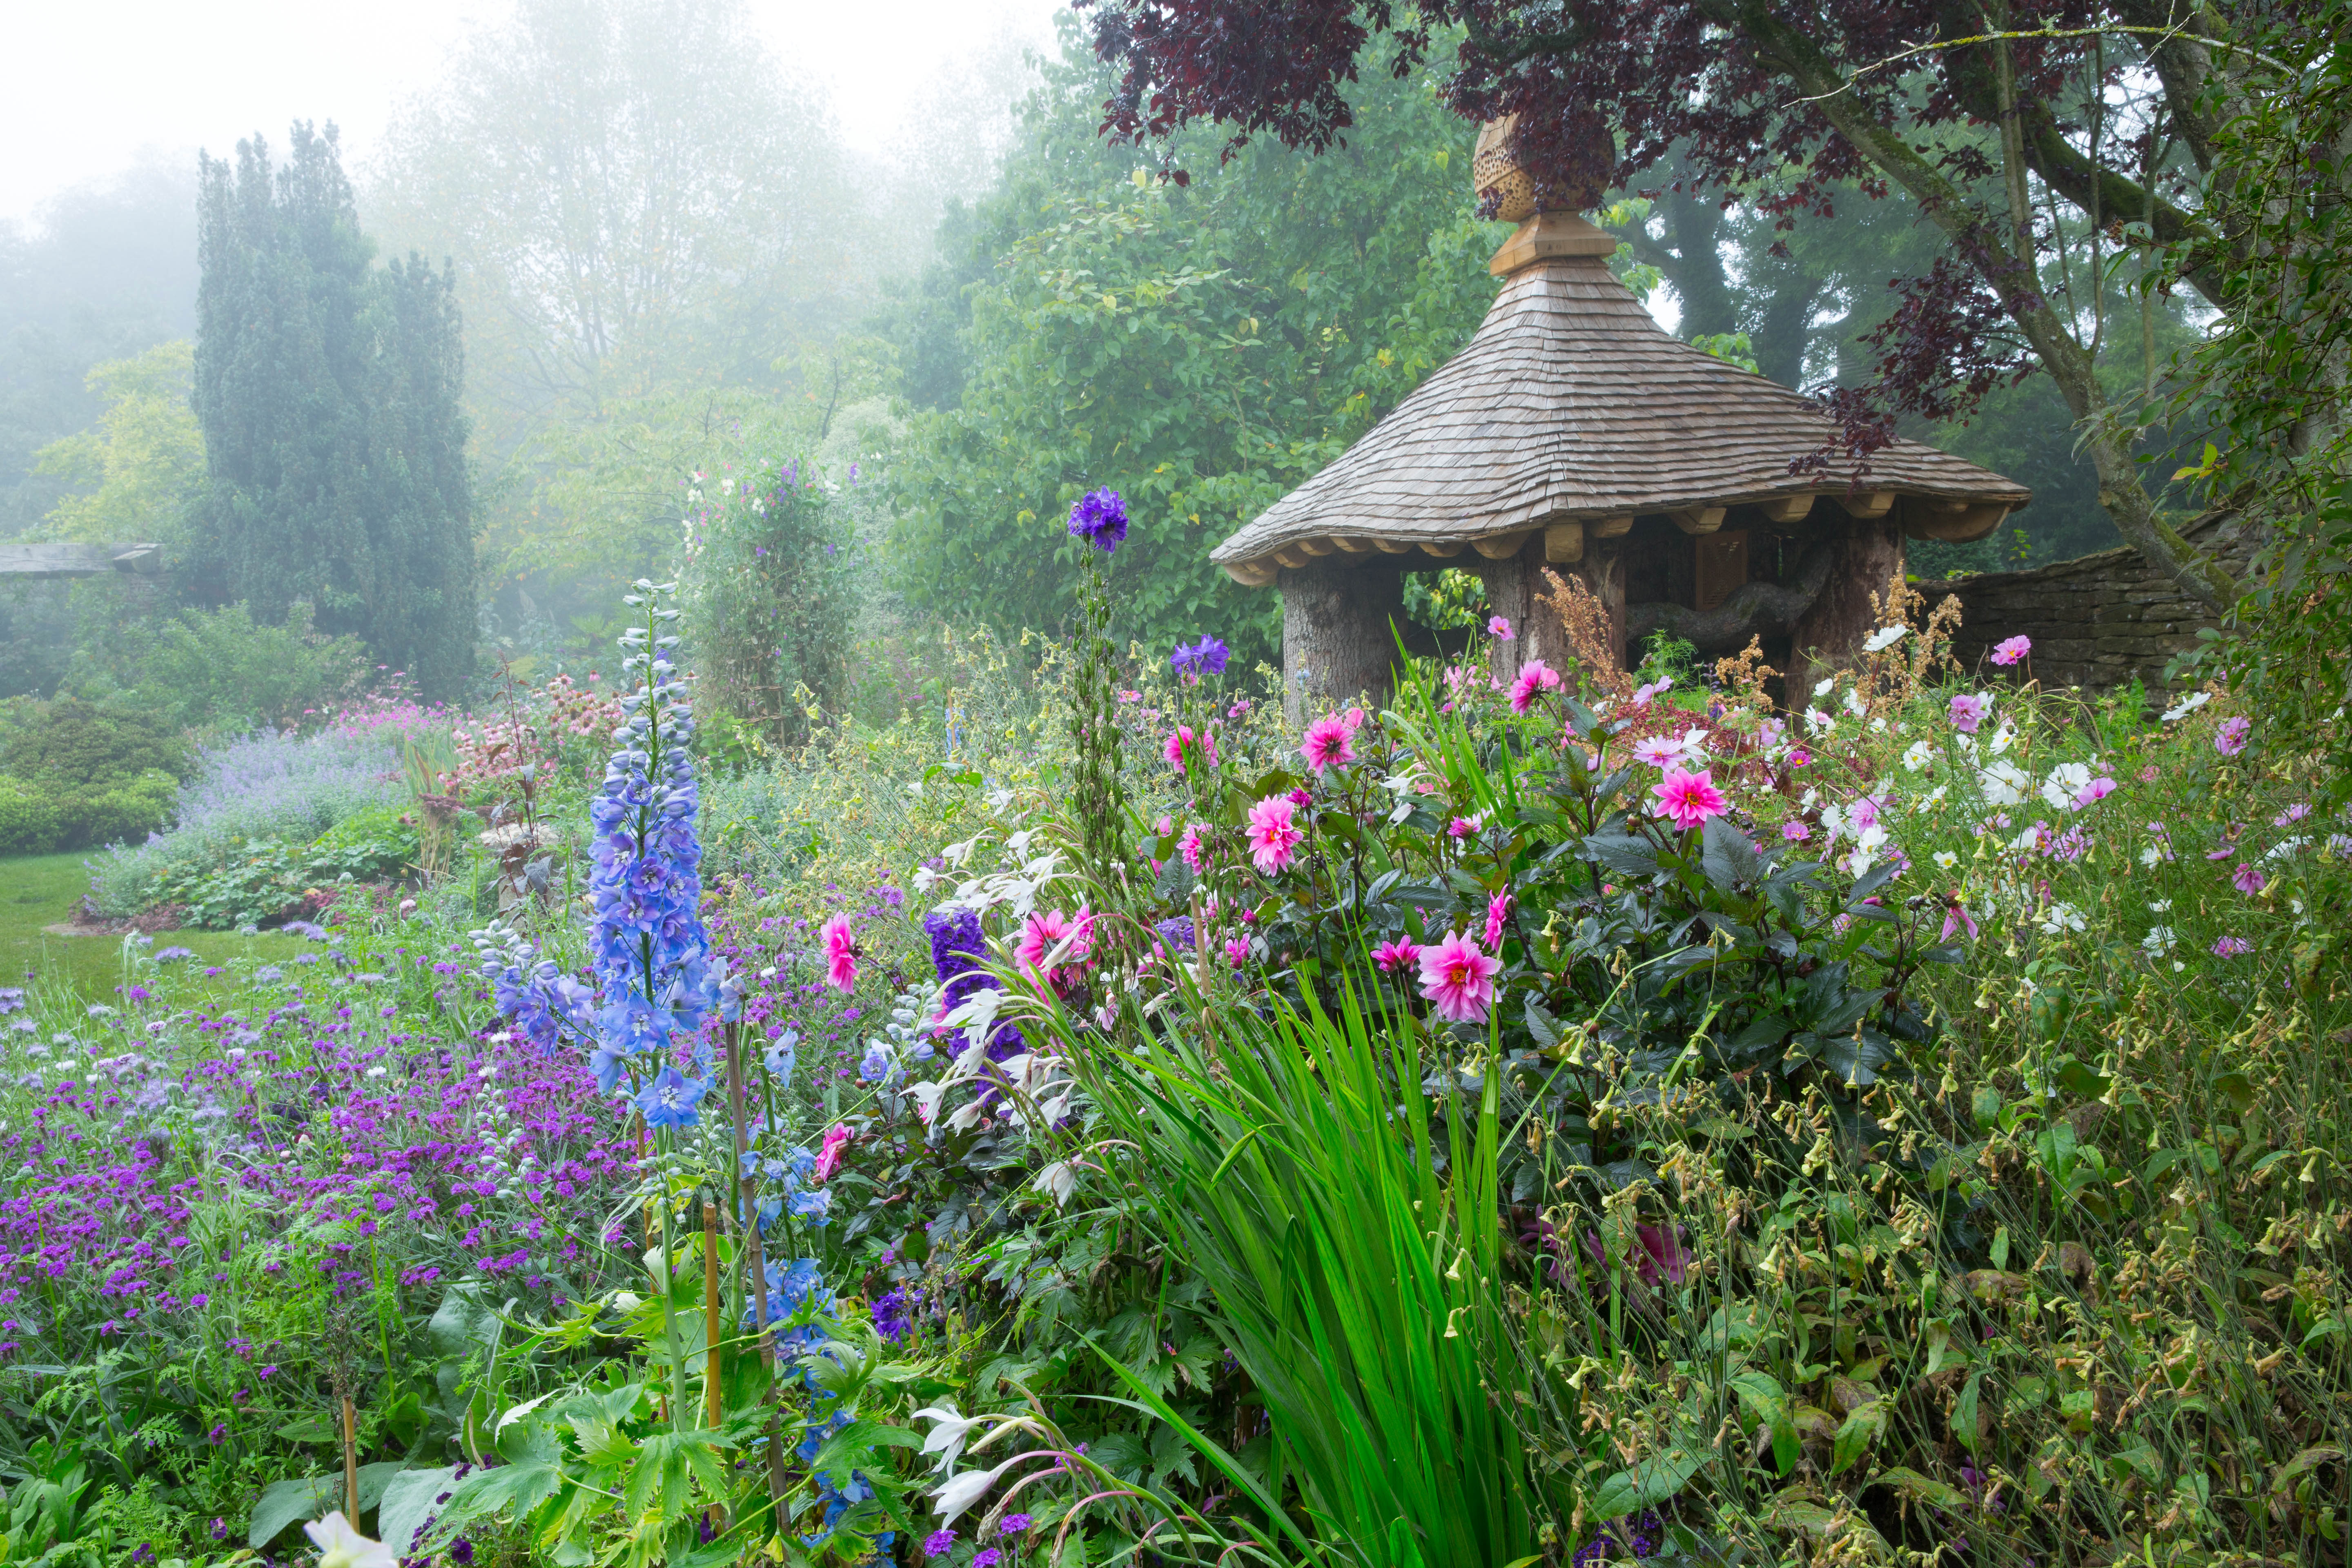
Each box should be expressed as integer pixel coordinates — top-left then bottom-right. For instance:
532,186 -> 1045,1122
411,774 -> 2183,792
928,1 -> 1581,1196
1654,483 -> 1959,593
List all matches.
722,1019 -> 789,1504
702,1196 -> 724,1429
341,1394 -> 359,1522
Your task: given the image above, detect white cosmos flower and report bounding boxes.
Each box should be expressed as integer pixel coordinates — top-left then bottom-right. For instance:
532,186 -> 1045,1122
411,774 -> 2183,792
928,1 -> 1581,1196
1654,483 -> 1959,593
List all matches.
2160,690 -> 2211,722
1813,677 -> 1837,697
1863,625 -> 1909,653
2142,926 -> 2178,956
2038,902 -> 2087,935
1933,851 -> 1959,869
1979,762 -> 2033,807
1902,741 -> 1935,772
1844,686 -> 1869,717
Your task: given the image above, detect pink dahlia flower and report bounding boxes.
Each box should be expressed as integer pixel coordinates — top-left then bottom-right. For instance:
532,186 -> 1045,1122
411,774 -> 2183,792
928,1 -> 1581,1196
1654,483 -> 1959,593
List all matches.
1483,889 -> 1512,949
1651,767 -> 1728,831
1016,907 -> 1095,977
1245,795 -> 1304,875
1416,930 -> 1501,1023
1508,660 -> 1561,714
1948,692 -> 1990,733
813,1123 -> 854,1183
1300,713 -> 1356,772
820,914 -> 859,992
1372,938 -> 1421,973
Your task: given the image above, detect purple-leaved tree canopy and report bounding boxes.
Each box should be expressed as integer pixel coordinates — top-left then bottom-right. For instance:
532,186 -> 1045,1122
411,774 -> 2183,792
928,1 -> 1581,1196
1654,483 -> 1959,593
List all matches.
1074,0 -> 2334,614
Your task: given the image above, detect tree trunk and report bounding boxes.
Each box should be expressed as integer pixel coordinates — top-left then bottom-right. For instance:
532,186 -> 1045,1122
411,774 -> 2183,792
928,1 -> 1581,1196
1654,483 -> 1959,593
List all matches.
1790,515 -> 1903,695
1279,559 -> 1412,721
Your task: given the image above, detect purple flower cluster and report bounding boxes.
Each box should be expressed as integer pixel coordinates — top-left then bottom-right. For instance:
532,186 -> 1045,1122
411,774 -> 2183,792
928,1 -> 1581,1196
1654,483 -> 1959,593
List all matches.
1066,488 -> 1128,552
923,906 -> 1022,1061
871,1283 -> 921,1343
1169,635 -> 1229,676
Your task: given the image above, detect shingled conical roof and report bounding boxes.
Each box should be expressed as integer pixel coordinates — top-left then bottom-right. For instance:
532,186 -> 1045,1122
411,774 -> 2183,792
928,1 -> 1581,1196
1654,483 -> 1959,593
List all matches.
1211,215 -> 2029,582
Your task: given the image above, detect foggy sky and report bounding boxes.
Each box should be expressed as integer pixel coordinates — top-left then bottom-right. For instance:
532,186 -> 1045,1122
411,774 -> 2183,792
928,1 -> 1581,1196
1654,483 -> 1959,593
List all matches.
0,0 -> 1059,225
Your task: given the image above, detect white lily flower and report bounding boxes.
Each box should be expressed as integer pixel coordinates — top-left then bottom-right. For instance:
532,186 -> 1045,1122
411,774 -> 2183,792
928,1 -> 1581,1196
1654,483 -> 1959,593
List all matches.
932,1456 -> 1021,1521
307,1513 -> 396,1568
912,1403 -> 982,1472
1035,1160 -> 1077,1207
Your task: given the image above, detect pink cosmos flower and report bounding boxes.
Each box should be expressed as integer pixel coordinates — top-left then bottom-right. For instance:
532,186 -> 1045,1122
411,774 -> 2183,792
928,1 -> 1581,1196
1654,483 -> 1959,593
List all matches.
2138,764 -> 2160,783
1178,824 -> 1205,874
2274,803 -> 2310,826
1163,725 -> 1218,773
1245,795 -> 1304,874
1990,635 -> 2032,666
1782,820 -> 1811,842
1788,747 -> 1813,767
820,914 -> 858,992
1301,714 -> 1356,772
1488,615 -> 1513,640
1483,890 -> 1512,949
814,1123 -> 854,1183
1508,660 -> 1561,714
1416,930 -> 1501,1023
2212,935 -> 2252,957
1631,735 -> 1682,768
1652,767 -> 1728,831
1940,899 -> 1979,942
1447,815 -> 1482,840
1016,907 -> 1095,977
1372,938 -> 1422,973
2232,863 -> 2266,895
2215,716 -> 2252,756
2074,776 -> 2118,808
1948,693 -> 1990,733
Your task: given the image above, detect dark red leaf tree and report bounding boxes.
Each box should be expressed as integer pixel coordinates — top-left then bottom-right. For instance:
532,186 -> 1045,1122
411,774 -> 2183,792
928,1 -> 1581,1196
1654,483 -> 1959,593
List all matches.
1076,0 -> 2328,611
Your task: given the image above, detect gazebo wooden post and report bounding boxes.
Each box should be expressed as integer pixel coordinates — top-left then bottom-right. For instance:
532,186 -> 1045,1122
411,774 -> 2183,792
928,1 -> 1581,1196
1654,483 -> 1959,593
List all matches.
1279,559 -> 1412,722
1791,513 -> 1904,694
1472,545 -> 1537,689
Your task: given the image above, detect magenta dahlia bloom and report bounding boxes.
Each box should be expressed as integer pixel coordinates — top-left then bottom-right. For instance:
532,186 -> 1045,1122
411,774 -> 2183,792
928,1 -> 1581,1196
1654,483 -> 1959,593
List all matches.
1417,930 -> 1501,1023
1509,659 -> 1561,714
1300,713 -> 1356,772
1372,938 -> 1422,973
820,914 -> 859,992
1245,795 -> 1304,874
1651,767 -> 1728,830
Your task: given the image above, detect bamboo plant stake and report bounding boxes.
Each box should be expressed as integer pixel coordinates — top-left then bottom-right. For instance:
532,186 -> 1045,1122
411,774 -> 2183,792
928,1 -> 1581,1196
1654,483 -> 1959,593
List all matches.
702,1196 -> 724,1428
722,1019 -> 789,1503
340,1394 -> 359,1523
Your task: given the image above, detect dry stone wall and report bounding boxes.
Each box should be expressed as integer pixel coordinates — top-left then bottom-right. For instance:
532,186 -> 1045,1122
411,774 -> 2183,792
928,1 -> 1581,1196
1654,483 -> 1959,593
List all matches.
1915,511 -> 2254,692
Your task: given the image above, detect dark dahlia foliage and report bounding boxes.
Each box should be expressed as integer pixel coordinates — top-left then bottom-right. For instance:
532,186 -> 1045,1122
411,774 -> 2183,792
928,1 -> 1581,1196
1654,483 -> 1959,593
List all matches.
1077,0 -> 2323,611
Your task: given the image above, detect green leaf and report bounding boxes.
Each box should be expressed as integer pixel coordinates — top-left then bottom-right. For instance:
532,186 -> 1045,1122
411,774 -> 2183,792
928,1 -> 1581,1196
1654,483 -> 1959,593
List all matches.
378,1468 -> 461,1558
1585,1445 -> 1704,1519
1829,1400 -> 1889,1475
445,1424 -> 565,1528
247,1476 -> 339,1549
1699,815 -> 1762,891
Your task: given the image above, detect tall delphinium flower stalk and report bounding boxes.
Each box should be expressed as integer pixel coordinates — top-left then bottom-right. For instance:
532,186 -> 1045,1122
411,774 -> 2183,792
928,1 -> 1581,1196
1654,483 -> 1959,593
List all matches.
587,579 -> 720,1432
1065,490 -> 1132,889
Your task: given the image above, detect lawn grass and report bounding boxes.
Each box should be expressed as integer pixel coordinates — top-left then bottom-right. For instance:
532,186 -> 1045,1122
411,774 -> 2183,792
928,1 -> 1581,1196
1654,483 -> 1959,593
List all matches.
0,851 -> 295,1002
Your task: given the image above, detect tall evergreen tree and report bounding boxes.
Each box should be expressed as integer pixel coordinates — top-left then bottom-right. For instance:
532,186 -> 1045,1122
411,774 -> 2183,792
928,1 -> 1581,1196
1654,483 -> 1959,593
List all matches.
193,123 -> 475,698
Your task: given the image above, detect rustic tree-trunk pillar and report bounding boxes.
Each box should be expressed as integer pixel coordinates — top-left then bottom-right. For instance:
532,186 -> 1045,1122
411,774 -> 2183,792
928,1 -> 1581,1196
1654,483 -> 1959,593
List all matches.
1790,516 -> 1903,695
1473,548 -> 1537,688
1280,560 -> 1411,722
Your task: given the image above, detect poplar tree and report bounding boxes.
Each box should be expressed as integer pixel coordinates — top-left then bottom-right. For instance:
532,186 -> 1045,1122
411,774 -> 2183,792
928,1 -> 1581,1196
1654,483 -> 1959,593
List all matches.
193,122 -> 476,698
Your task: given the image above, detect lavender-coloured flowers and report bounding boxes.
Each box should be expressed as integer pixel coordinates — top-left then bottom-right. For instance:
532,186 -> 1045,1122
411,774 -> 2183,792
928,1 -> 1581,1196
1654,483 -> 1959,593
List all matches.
1169,635 -> 1230,676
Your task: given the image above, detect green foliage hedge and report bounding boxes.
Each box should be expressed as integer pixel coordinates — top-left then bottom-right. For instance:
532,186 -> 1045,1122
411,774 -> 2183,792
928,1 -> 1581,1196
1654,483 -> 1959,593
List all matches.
0,695 -> 195,852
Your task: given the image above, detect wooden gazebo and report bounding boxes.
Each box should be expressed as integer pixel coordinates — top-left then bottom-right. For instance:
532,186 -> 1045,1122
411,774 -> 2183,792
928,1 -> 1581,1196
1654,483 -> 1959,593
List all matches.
1213,136 -> 2030,711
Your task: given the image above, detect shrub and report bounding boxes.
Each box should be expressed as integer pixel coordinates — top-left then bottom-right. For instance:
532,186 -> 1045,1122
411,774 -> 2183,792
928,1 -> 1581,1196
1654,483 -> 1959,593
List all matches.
679,461 -> 860,753
122,601 -> 369,733
83,729 -> 407,914
0,695 -> 191,787
0,775 -> 60,854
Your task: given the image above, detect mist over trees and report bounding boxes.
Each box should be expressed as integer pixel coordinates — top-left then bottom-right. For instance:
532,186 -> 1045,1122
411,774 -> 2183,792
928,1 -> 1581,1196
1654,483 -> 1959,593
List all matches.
3,0 -> 2216,704
194,125 -> 475,699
